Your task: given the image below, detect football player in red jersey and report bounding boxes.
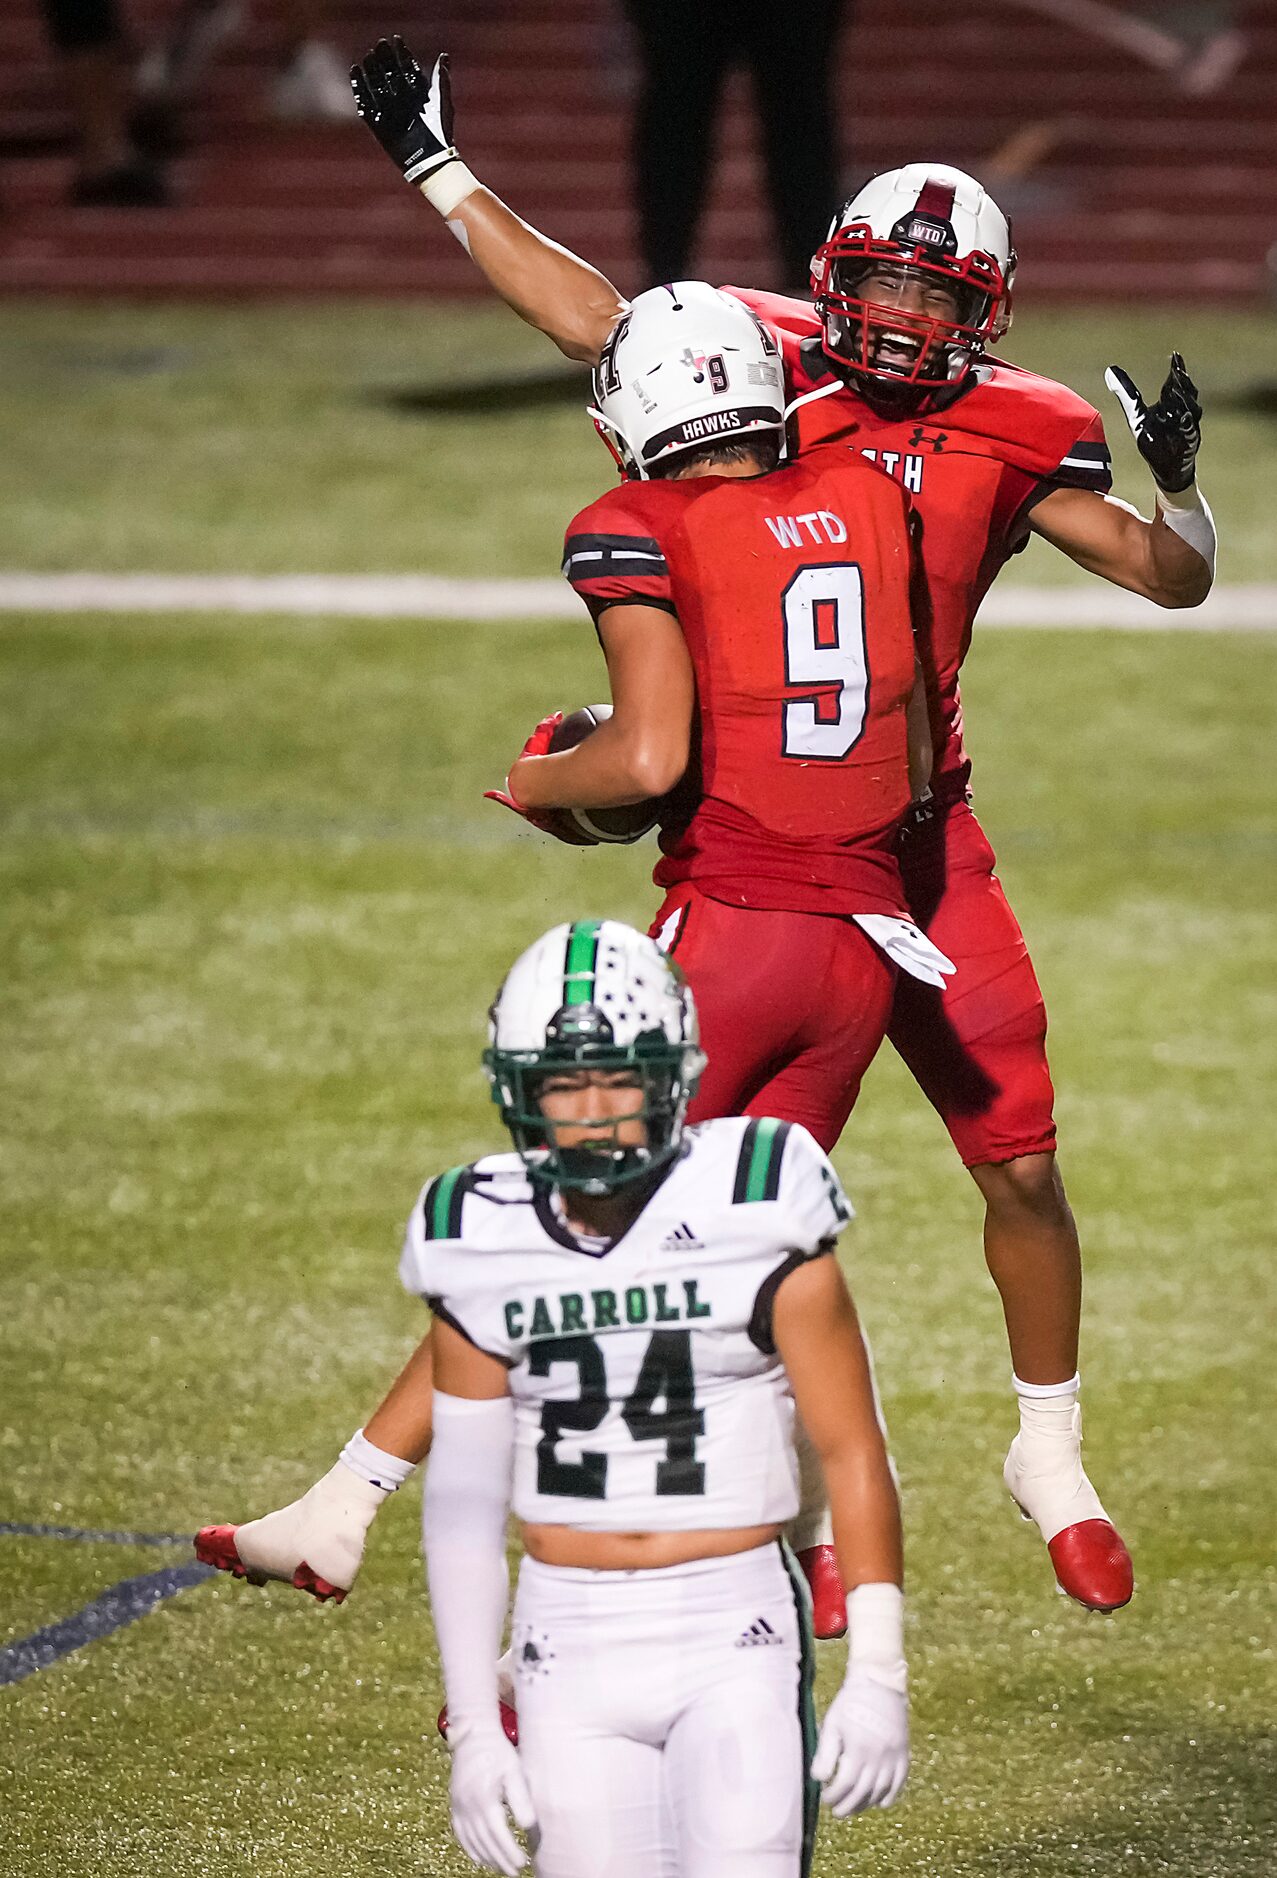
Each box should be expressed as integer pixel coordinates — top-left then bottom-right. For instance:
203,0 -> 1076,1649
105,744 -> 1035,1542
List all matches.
198,284 -> 953,1645
493,281 -> 953,1143
342,42 -> 1219,1617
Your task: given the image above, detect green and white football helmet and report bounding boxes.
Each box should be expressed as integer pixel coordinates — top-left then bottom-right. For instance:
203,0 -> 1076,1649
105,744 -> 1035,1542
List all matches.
484,919 -> 706,1195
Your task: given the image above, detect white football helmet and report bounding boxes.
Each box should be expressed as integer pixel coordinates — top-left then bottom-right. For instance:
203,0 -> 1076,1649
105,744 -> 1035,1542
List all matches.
590,282 -> 786,478
484,919 -> 706,1193
809,163 -> 1016,396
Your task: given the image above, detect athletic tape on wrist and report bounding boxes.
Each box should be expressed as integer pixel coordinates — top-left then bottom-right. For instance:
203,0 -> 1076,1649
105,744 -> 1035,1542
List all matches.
419,159 -> 479,218
339,1428 -> 417,1492
1155,483 -> 1216,574
847,1582 -> 905,1672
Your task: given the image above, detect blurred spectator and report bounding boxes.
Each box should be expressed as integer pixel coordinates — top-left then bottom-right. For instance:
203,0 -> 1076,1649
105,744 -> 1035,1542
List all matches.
623,0 -> 848,293
39,0 -> 168,204
1000,0 -> 1245,95
271,0 -> 355,118
136,0 -> 354,127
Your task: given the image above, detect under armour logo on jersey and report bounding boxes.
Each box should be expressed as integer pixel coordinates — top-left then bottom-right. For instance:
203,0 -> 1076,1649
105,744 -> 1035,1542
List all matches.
735,1616 -> 783,1648
661,1221 -> 704,1251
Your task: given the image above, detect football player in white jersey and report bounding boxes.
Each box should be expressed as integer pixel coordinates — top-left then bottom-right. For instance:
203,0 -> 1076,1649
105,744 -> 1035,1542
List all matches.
204,920 -> 908,1876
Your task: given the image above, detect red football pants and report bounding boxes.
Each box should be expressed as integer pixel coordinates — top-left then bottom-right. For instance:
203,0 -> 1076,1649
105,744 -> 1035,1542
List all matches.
651,802 -> 1057,1167
888,800 -> 1056,1167
650,887 -> 896,1154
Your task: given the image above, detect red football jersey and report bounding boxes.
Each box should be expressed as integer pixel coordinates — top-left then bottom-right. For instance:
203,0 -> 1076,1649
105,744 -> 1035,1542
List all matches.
563,444 -> 918,918
723,288 -> 1113,802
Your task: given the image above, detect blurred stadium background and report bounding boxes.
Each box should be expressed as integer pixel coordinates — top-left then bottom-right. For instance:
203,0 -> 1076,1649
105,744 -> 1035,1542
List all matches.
2,0 -> 1274,294
2,5 -> 1274,1877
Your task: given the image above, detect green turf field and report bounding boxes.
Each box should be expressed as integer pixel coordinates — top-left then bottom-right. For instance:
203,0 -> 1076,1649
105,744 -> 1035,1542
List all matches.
2,300 -> 1275,1876
0,299 -> 1274,583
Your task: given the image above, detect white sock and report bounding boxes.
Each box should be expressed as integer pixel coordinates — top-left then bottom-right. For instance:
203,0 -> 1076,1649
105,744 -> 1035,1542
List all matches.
1006,1373 -> 1109,1540
1013,1372 -> 1080,1444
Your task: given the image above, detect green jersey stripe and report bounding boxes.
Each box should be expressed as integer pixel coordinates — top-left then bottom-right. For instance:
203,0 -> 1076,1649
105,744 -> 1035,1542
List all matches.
563,919 -> 602,1007
732,1116 -> 791,1204
426,1165 -> 468,1240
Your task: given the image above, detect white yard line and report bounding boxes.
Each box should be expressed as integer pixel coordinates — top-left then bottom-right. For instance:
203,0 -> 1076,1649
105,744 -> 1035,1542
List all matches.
0,573 -> 1272,631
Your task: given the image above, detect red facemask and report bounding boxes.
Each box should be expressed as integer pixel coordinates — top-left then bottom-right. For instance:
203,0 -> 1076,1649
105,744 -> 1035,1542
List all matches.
811,226 -> 1013,393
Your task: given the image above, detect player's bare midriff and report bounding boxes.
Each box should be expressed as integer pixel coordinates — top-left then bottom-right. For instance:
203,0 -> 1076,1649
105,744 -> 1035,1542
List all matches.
520,1520 -> 784,1571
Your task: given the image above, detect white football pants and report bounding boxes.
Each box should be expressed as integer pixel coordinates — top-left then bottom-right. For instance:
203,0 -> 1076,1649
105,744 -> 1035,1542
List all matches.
511,1543 -> 817,1878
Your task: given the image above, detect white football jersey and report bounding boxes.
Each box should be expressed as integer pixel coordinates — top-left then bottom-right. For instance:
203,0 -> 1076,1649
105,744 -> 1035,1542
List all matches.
400,1116 -> 854,1532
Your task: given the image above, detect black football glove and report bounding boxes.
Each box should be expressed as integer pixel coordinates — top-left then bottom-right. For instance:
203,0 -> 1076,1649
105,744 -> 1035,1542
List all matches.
1104,352 -> 1202,494
350,37 -> 457,186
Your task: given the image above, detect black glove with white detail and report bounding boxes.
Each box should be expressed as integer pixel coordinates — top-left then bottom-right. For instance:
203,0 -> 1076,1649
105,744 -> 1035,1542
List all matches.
1104,352 -> 1202,494
350,37 -> 457,186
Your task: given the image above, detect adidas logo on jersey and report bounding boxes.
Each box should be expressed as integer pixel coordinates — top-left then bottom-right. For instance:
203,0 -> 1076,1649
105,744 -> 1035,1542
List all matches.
735,1617 -> 783,1649
661,1221 -> 704,1251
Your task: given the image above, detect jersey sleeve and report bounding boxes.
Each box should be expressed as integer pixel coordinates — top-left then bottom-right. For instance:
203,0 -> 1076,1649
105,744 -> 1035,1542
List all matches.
774,1122 -> 855,1252
1040,407 -> 1113,494
739,1121 -> 852,1354
729,1117 -> 853,1253
398,1167 -> 515,1367
562,490 -> 675,624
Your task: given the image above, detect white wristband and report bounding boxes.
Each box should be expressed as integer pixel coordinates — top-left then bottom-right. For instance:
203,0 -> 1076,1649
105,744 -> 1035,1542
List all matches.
339,1428 -> 417,1492
1155,482 -> 1216,576
419,159 -> 479,219
847,1582 -> 906,1692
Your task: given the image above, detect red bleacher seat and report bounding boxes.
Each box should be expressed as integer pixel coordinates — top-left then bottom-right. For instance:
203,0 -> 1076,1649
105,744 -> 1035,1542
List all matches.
1,0 -> 1272,298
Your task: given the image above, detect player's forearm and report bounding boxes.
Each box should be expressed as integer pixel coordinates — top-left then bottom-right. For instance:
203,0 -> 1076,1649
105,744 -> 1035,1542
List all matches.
1143,494 -> 1215,604
823,1445 -> 905,1593
422,1393 -> 515,1736
1031,485 -> 1213,607
1096,504 -> 1213,607
447,187 -> 626,364
362,1331 -> 436,1465
352,37 -> 624,365
511,717 -> 686,809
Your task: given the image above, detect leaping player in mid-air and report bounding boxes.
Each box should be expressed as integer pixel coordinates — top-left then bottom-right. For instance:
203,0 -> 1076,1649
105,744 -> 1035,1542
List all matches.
198,281 -> 953,1643
339,36 -> 1215,1617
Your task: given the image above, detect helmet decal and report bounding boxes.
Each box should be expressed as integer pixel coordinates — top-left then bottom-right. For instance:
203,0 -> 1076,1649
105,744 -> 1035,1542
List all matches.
893,178 -> 959,254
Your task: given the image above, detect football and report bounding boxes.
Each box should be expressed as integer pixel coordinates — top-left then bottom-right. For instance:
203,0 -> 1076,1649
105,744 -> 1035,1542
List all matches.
549,704 -> 663,844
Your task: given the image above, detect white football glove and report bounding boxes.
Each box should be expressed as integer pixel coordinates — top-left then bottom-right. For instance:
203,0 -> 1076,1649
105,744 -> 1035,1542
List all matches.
852,914 -> 955,990
196,1459 -> 388,1601
811,1667 -> 910,1817
448,1725 -> 538,1876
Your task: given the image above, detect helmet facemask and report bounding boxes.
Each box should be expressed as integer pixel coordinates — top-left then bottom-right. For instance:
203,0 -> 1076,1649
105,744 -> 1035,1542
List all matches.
812,226 -> 1014,402
485,1005 -> 704,1197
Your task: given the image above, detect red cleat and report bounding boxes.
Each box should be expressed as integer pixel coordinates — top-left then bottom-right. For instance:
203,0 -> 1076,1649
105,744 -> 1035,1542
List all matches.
797,1543 -> 847,1640
437,1701 -> 520,1747
194,1525 -> 347,1604
195,1523 -> 255,1578
1046,1519 -> 1134,1613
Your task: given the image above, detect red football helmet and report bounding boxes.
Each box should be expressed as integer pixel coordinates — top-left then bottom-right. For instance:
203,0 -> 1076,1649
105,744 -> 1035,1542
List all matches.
810,163 -> 1016,398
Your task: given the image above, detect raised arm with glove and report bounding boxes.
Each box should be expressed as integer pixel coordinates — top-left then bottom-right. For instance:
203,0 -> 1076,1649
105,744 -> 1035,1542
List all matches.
1105,352 -> 1215,577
